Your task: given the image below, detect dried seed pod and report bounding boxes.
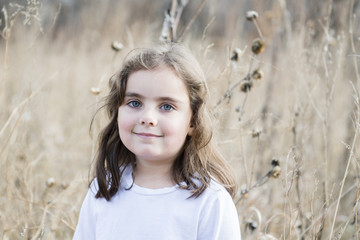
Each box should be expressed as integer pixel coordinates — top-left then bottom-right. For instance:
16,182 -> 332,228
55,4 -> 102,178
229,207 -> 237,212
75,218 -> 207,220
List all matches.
240,76 -> 253,93
246,10 -> 259,21
252,69 -> 263,80
91,87 -> 101,95
245,219 -> 258,232
271,158 -> 280,167
251,38 -> 265,55
270,166 -> 281,178
240,81 -> 253,93
242,192 -> 249,199
230,48 -> 242,62
111,41 -> 124,51
46,178 -> 56,188
252,129 -> 262,138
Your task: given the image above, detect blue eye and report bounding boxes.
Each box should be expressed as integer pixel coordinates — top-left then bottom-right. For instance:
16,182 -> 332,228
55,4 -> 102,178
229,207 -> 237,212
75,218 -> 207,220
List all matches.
128,100 -> 141,108
160,104 -> 174,111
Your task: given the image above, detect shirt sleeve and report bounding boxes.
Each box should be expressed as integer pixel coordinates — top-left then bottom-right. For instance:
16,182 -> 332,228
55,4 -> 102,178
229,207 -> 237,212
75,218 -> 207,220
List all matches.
73,183 -> 98,240
197,188 -> 241,240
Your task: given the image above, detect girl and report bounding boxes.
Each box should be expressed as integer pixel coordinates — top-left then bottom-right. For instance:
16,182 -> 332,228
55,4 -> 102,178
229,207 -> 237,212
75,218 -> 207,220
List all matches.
73,43 -> 241,240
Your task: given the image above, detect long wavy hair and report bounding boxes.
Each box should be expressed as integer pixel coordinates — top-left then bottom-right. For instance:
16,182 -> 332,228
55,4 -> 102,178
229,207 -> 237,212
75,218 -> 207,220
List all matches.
92,43 -> 236,201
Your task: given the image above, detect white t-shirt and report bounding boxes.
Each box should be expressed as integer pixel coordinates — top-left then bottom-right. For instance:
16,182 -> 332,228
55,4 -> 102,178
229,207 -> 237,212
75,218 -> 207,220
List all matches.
73,167 -> 241,240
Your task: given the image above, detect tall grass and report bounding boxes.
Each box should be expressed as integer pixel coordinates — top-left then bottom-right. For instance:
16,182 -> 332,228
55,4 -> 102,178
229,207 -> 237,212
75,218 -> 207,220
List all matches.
0,0 -> 359,239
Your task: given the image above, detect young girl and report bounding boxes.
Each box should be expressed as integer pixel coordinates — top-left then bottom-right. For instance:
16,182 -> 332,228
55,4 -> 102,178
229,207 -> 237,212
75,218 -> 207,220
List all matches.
73,43 -> 241,240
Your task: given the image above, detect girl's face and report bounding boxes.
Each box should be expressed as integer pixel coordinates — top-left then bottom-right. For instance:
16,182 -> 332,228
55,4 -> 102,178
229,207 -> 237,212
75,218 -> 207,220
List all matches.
117,66 -> 194,166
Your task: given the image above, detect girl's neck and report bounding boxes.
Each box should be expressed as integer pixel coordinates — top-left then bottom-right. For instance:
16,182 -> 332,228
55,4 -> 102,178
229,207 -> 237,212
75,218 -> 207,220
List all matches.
133,160 -> 175,189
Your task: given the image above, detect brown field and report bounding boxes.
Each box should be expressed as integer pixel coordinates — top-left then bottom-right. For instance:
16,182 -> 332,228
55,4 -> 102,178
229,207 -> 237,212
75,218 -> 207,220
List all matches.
0,0 -> 359,239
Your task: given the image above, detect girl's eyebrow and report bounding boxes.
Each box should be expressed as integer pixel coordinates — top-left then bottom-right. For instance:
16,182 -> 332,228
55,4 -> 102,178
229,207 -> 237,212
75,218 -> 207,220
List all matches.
158,96 -> 184,104
125,92 -> 143,98
125,92 -> 184,104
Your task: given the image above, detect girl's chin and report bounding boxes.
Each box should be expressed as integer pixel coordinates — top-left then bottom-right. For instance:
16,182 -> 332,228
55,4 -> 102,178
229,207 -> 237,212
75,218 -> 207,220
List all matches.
134,153 -> 176,163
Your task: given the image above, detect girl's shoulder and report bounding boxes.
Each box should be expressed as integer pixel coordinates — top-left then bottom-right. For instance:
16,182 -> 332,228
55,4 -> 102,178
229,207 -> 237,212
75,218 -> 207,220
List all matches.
189,177 -> 233,204
205,178 -> 232,199
195,178 -> 241,239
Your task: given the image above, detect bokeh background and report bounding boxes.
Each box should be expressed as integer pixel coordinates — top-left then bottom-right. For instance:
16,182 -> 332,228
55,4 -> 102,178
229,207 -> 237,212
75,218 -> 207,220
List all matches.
1,0 -> 360,239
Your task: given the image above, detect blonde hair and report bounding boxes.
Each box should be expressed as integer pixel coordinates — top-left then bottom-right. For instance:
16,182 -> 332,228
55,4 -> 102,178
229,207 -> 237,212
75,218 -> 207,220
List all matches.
93,43 -> 236,200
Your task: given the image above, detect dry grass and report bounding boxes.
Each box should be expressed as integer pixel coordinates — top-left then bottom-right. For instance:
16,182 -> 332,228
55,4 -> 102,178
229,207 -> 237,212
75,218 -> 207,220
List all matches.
0,0 -> 359,239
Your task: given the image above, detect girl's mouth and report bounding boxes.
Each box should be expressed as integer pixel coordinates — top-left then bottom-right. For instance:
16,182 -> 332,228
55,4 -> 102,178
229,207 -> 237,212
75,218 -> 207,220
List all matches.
134,132 -> 162,138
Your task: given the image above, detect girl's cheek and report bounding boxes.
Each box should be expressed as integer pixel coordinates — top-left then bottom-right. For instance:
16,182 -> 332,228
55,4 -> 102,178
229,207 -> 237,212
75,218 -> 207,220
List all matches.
118,110 -> 133,131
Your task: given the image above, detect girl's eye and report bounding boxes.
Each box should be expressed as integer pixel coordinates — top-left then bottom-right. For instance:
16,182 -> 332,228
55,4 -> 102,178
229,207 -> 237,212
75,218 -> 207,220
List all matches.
127,100 -> 141,108
160,103 -> 174,111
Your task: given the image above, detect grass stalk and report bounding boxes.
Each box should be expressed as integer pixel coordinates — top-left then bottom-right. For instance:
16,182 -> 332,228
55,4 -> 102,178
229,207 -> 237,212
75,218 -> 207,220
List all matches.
328,125 -> 358,238
176,0 -> 206,42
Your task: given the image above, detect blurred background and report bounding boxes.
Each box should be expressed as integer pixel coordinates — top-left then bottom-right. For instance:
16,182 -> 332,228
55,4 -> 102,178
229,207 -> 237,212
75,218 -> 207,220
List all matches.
1,0 -> 360,239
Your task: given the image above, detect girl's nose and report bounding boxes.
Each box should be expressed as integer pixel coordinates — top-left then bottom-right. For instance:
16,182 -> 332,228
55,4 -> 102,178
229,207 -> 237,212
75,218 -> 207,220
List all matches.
139,111 -> 158,127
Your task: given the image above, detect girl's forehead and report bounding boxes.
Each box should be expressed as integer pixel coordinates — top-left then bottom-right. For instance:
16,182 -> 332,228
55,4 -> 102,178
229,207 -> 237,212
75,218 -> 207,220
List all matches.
132,64 -> 176,76
128,66 -> 181,84
125,67 -> 190,100
128,66 -> 182,84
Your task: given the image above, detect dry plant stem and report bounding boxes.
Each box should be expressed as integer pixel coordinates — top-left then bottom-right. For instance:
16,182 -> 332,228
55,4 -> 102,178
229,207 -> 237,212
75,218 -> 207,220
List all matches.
319,56 -> 330,239
309,173 -> 318,237
176,0 -> 206,42
3,107 -> 24,200
249,206 -> 262,236
24,153 -> 44,213
31,202 -> 52,240
333,218 -> 352,239
235,167 -> 273,205
0,87 -> 42,202
286,155 -> 296,239
263,213 -> 291,236
0,23 -> 11,97
329,82 -> 360,237
301,183 -> 356,236
240,133 -> 249,188
0,7 -> 23,96
292,114 -> 306,239
253,18 -> 264,41
302,79 -> 328,237
60,217 -> 75,231
0,89 -> 41,141
215,46 -> 255,107
349,1 -> 360,88
173,7 -> 184,40
247,55 -> 255,75
171,0 -> 187,40
239,92 -> 249,118
316,4 -> 337,234
248,136 -> 260,186
0,34 -> 10,97
211,66 -> 232,108
329,2 -> 360,238
169,0 -> 177,41
90,94 -> 101,163
215,71 -> 251,107
329,128 -> 358,238
356,188 -> 360,240
201,16 -> 215,42
295,165 -> 305,239
218,55 -> 254,107
284,149 -> 292,238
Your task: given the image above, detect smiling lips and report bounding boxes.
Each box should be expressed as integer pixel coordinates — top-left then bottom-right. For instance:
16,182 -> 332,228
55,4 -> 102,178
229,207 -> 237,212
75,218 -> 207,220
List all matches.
134,132 -> 162,138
